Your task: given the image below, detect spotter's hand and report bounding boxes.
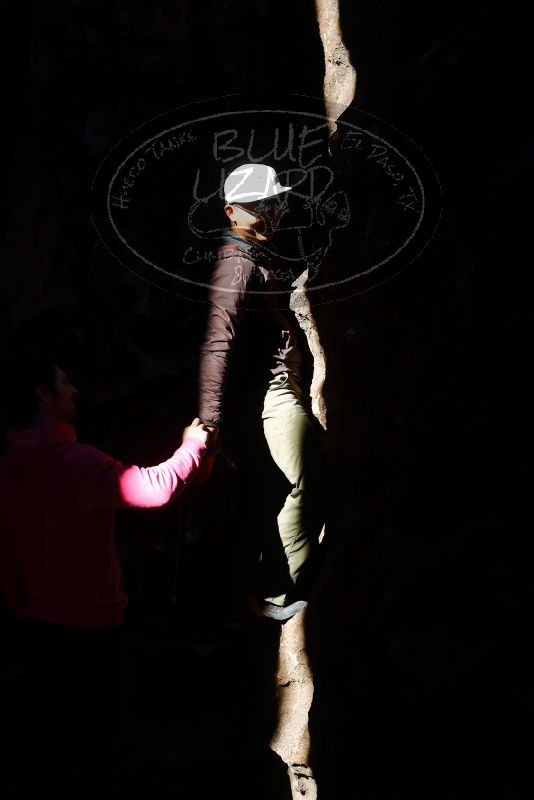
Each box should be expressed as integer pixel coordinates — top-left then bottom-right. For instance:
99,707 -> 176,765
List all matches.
182,417 -> 210,445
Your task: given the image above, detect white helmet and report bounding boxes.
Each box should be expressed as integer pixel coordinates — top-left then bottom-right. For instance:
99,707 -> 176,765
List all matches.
224,163 -> 291,204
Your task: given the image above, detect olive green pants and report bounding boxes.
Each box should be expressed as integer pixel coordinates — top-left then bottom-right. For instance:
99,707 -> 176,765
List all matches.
261,372 -> 325,604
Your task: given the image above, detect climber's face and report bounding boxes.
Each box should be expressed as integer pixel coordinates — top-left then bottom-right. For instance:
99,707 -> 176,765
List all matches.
224,196 -> 287,241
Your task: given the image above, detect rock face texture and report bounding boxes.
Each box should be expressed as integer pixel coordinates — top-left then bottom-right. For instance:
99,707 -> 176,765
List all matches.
272,5 -> 356,795
290,273 -> 327,431
270,609 -> 316,797
1,3 -> 532,800
315,0 -> 356,136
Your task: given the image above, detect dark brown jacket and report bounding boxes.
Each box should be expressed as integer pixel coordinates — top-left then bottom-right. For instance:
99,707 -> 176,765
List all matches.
198,232 -> 303,428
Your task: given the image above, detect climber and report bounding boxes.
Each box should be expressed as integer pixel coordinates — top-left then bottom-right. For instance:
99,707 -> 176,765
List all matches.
198,163 -> 326,622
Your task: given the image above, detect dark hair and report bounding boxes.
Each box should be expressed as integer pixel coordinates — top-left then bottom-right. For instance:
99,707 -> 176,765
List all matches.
3,355 -> 59,430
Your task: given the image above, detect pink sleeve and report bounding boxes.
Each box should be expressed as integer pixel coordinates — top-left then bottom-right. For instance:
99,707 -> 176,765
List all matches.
70,438 -> 208,509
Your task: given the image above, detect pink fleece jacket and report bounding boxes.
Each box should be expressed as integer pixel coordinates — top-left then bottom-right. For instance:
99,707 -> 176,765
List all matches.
0,422 -> 207,627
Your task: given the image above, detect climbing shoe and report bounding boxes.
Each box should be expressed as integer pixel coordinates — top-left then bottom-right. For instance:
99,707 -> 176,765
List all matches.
248,595 -> 308,622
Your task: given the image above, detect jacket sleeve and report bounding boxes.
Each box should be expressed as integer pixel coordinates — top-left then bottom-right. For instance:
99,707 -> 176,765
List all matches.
65,437 -> 208,509
198,251 -> 257,427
